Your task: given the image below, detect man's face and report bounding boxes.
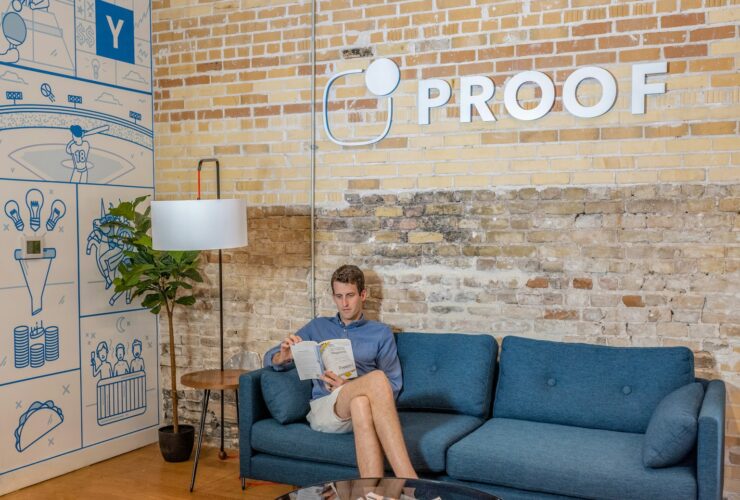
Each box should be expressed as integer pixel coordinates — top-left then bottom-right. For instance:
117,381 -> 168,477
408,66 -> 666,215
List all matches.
332,281 -> 366,324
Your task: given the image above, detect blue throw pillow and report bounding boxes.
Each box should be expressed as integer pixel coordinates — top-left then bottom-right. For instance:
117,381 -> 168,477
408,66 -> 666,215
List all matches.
643,382 -> 704,468
260,369 -> 312,424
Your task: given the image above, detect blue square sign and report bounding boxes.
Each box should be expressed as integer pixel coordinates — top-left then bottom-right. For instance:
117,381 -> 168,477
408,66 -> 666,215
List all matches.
95,0 -> 134,64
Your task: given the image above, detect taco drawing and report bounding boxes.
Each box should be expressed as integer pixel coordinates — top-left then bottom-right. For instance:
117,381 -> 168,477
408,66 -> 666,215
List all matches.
14,400 -> 64,452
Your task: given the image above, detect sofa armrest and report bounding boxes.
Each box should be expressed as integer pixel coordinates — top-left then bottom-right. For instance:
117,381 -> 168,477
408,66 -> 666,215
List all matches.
697,379 -> 726,500
238,367 -> 271,479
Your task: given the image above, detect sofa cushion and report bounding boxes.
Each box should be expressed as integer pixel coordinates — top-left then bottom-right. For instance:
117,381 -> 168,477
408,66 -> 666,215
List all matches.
494,336 -> 694,433
260,368 -> 312,424
396,333 -> 497,419
251,412 -> 483,473
447,418 -> 696,500
644,382 -> 704,468
398,411 -> 484,472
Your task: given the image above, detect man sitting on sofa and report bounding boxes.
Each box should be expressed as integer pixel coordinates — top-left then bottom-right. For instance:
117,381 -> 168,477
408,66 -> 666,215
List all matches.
264,264 -> 418,479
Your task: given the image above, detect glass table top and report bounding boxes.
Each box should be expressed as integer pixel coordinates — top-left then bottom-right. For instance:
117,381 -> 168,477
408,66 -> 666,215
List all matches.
276,477 -> 501,500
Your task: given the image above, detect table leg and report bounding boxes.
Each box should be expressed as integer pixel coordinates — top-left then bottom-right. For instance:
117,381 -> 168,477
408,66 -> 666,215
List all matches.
235,389 -> 240,429
219,389 -> 227,460
190,388 -> 210,492
236,390 -> 243,489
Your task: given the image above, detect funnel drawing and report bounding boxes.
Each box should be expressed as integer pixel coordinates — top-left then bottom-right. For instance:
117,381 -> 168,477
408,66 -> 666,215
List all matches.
14,247 -> 56,315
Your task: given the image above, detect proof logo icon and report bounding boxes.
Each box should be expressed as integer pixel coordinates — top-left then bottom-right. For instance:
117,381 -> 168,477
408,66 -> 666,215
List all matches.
323,58 -> 400,147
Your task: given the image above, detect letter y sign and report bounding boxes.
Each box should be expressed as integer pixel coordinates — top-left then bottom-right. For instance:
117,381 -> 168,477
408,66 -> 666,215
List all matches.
95,0 -> 134,64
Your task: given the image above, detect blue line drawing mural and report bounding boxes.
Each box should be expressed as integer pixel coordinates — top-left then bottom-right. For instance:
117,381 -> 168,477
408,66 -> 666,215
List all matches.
4,198 -> 24,230
95,91 -> 120,106
13,321 -> 59,368
90,58 -> 100,79
90,339 -> 147,425
0,69 -> 27,84
65,124 -> 109,183
112,342 -> 128,375
90,340 -> 112,378
1,0 -> 75,73
14,246 -> 56,315
40,82 -> 54,102
24,187 -> 43,230
130,338 -> 144,372
0,0 -> 154,489
45,198 -> 65,230
9,140 -> 140,184
67,124 -> 88,182
6,188 -> 67,315
86,199 -> 132,306
6,89 -> 22,103
14,399 -> 64,452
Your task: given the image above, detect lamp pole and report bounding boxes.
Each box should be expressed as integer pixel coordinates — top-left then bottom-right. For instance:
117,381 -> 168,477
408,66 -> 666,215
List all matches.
196,158 -> 227,460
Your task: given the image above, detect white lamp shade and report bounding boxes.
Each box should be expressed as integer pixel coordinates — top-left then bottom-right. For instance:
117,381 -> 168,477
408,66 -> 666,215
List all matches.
151,199 -> 248,250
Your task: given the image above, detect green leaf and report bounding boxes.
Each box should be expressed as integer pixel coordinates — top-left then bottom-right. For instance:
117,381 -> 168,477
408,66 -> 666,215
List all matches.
141,293 -> 162,308
175,295 -> 196,306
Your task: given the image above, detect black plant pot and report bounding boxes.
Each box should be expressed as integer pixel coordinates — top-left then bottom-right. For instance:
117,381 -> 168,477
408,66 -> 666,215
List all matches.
158,424 -> 194,462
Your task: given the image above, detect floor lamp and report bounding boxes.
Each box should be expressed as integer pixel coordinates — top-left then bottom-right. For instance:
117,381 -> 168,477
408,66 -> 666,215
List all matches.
150,158 -> 247,459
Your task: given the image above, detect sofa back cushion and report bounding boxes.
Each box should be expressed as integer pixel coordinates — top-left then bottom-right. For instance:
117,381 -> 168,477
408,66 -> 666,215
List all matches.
260,368 -> 312,424
493,336 -> 695,433
396,333 -> 497,419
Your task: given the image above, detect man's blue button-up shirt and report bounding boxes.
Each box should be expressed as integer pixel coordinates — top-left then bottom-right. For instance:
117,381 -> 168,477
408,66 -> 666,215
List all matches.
264,314 -> 402,402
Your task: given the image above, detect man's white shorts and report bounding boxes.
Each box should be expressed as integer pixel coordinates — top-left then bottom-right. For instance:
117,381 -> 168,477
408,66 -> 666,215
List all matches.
306,386 -> 353,434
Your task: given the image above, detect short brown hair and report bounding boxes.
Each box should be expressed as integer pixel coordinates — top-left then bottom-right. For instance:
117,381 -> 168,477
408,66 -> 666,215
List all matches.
331,265 -> 365,293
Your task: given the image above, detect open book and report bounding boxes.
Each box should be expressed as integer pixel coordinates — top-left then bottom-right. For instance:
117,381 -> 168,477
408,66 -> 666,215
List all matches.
290,339 -> 358,381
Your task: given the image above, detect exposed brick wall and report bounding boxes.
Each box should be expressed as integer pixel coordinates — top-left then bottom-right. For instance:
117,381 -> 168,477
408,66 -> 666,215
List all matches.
152,0 -> 739,495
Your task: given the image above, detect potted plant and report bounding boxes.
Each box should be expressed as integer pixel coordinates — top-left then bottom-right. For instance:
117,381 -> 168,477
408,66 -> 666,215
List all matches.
107,195 -> 203,462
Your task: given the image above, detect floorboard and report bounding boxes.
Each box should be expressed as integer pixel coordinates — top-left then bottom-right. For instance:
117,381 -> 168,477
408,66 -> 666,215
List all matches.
4,444 -> 295,499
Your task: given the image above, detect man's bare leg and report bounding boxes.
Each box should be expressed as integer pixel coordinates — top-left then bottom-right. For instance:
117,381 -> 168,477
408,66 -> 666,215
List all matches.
335,371 -> 417,478
350,396 -> 384,477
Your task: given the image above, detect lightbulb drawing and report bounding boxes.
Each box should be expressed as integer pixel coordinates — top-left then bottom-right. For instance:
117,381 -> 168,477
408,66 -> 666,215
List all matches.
45,199 -> 66,231
323,58 -> 401,147
4,199 -> 24,230
25,189 -> 44,232
91,59 -> 100,79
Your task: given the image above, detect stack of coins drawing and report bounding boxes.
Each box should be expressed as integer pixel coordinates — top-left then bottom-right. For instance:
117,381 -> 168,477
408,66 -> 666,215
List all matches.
30,343 -> 45,368
13,323 -> 59,369
14,326 -> 29,368
45,326 -> 59,362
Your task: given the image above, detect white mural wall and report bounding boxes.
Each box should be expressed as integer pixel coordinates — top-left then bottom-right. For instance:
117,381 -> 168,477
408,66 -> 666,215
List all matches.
0,0 -> 155,494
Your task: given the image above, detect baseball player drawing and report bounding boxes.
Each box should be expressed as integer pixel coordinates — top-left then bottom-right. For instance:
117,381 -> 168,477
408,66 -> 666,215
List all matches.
65,124 -> 108,183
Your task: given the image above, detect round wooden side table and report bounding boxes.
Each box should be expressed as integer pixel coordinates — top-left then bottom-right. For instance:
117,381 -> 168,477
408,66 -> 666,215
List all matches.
181,369 -> 247,492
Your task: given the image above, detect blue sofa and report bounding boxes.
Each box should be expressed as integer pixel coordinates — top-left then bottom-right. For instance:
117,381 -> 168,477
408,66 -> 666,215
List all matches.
238,334 -> 725,499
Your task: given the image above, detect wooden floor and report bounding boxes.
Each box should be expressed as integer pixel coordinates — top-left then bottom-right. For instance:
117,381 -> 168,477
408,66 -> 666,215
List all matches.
5,444 -> 296,499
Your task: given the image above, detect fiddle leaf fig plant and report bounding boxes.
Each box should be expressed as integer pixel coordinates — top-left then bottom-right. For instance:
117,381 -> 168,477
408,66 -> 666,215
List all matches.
106,195 -> 203,433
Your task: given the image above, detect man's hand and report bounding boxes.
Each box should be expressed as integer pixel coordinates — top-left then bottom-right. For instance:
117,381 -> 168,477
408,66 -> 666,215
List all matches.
272,334 -> 302,365
321,370 -> 346,393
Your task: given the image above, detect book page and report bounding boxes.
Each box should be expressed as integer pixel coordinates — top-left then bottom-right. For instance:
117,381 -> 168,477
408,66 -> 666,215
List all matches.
320,339 -> 358,380
290,341 -> 322,380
